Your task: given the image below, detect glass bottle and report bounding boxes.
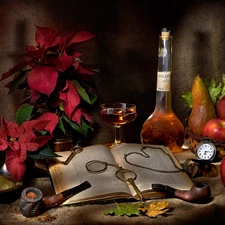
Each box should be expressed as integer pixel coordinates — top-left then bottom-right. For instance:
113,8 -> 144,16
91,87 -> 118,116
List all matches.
140,28 -> 185,153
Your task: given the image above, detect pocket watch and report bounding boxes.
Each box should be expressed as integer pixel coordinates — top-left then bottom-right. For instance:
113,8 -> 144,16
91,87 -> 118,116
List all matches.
195,137 -> 216,162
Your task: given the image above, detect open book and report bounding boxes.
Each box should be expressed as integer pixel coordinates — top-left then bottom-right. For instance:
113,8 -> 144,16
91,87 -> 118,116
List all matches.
46,143 -> 193,205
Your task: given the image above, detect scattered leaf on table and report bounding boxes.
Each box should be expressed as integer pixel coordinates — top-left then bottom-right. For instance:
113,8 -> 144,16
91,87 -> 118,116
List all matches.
139,201 -> 170,218
104,202 -> 143,217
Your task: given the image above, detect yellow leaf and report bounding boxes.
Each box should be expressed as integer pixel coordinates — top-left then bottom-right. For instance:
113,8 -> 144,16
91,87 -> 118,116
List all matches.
139,201 -> 169,218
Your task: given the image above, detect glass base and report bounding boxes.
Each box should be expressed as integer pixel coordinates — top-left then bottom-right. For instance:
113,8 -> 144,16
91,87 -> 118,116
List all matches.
104,142 -> 123,149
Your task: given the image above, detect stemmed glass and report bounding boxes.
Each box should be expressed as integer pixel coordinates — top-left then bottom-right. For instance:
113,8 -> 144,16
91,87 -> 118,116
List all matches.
100,103 -> 137,147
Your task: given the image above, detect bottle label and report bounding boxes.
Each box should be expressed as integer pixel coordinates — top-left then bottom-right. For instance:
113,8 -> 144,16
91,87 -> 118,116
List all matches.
157,71 -> 171,91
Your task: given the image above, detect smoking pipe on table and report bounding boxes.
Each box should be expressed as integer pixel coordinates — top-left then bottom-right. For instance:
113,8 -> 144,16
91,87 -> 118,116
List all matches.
20,181 -> 91,217
152,182 -> 211,203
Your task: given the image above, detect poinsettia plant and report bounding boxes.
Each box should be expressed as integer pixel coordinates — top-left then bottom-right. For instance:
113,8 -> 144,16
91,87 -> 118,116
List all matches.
1,25 -> 98,142
0,116 -> 57,181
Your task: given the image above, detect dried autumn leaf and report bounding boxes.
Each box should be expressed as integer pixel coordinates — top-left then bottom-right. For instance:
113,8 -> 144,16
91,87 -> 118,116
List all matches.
139,201 -> 169,218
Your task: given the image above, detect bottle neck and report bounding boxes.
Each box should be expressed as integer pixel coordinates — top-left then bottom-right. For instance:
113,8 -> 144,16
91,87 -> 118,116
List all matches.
155,91 -> 172,112
154,32 -> 173,113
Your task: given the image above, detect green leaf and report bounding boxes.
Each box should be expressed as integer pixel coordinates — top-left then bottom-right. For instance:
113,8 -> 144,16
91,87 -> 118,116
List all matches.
104,202 -> 143,217
16,104 -> 34,125
58,117 -> 66,134
8,70 -> 30,94
72,79 -> 91,104
181,90 -> 193,108
39,130 -> 48,135
63,115 -> 93,137
220,74 -> 225,99
28,146 -> 62,160
89,93 -> 98,104
79,119 -> 93,137
59,102 -> 64,111
205,78 -> 222,105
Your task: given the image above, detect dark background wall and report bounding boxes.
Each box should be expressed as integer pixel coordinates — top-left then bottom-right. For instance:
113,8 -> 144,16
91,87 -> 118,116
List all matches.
1,0 -> 225,145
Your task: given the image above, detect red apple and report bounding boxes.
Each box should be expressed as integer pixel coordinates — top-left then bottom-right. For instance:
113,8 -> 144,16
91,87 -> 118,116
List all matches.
216,96 -> 225,119
202,118 -> 225,141
220,157 -> 225,186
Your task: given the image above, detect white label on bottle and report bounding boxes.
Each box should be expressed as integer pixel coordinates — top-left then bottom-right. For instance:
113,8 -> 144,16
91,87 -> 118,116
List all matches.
157,71 -> 171,91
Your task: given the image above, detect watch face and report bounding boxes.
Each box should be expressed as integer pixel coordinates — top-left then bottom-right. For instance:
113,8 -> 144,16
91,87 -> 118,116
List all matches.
196,143 -> 216,161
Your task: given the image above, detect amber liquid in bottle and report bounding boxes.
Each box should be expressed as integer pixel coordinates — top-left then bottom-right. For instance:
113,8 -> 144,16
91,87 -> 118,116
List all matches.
140,29 -> 185,153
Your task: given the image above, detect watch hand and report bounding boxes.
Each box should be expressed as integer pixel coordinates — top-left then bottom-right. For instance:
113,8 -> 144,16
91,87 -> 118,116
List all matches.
204,151 -> 210,154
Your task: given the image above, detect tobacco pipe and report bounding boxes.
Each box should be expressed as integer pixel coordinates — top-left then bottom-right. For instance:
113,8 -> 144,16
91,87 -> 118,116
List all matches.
152,182 -> 211,203
20,181 -> 91,217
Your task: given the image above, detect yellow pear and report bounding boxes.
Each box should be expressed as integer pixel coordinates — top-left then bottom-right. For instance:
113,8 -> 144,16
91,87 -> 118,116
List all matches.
188,75 -> 217,135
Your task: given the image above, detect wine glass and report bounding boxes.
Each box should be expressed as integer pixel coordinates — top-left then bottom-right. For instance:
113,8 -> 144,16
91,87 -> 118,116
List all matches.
100,103 -> 137,147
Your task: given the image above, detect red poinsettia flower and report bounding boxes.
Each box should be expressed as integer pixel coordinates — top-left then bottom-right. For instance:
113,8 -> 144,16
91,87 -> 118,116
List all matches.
0,117 -> 53,181
60,80 -> 80,121
1,25 -> 95,96
1,25 -> 98,139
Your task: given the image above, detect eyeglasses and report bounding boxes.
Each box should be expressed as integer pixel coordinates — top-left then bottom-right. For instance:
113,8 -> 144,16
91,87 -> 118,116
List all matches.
85,160 -> 143,202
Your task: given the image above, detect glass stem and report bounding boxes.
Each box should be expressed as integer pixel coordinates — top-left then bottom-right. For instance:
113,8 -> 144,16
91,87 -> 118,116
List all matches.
114,125 -> 121,145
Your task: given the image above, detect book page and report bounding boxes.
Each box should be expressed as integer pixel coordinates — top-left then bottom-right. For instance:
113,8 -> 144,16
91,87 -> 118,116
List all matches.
111,143 -> 193,197
47,144 -> 132,205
